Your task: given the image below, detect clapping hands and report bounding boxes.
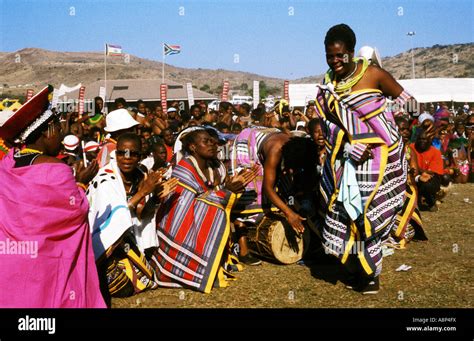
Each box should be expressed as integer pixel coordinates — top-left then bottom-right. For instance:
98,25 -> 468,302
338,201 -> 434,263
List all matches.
225,165 -> 260,193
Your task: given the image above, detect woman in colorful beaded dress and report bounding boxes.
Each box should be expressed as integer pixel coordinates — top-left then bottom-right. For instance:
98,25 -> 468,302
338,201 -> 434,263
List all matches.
314,24 -> 411,294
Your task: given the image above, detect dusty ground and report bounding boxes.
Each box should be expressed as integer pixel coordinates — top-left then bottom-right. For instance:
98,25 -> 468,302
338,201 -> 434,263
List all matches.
113,183 -> 473,308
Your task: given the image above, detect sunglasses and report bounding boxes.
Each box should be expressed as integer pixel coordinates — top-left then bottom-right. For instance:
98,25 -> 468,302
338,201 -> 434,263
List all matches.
116,150 -> 141,158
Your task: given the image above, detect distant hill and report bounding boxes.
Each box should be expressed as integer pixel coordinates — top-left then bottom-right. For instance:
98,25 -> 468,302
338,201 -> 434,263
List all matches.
0,48 -> 284,98
294,43 -> 474,83
1,43 -> 472,99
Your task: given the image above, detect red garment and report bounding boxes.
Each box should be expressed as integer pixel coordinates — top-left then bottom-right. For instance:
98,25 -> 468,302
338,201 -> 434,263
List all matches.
410,143 -> 444,175
165,144 -> 173,163
96,140 -> 117,168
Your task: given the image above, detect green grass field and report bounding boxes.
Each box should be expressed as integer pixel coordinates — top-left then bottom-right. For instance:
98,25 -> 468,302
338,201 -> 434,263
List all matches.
113,183 -> 473,308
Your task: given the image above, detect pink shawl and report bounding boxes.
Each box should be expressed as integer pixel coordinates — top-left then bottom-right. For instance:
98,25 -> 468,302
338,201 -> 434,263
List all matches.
0,150 -> 105,308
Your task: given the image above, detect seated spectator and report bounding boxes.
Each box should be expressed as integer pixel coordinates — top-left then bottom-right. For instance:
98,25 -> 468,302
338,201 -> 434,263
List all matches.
411,129 -> 444,211
154,128 -> 258,292
87,133 -> 177,301
160,128 -> 175,163
96,108 -> 139,167
390,117 -> 427,245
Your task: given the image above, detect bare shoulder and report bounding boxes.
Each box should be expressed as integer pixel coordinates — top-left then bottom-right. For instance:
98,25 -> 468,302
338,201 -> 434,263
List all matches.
267,132 -> 290,147
366,65 -> 389,79
366,65 -> 403,97
262,132 -> 288,155
32,155 -> 65,165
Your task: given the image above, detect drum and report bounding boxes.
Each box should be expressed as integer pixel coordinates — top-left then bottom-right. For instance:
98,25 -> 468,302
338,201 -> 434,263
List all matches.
247,213 -> 308,264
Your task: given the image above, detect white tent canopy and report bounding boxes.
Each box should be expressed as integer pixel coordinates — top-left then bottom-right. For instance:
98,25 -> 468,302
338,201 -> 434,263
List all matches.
289,78 -> 474,107
398,78 -> 474,103
288,84 -> 319,107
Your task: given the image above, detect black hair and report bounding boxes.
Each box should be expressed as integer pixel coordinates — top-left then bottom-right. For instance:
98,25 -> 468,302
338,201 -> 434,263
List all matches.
181,129 -> 207,154
149,135 -> 163,146
324,24 -> 356,52
395,116 -> 409,127
219,102 -> 234,112
114,97 -> 127,107
231,123 -> 242,131
215,122 -> 229,132
117,132 -> 142,150
161,128 -> 174,136
180,110 -> 191,123
190,104 -> 201,113
240,103 -> 251,114
251,107 -> 265,122
307,118 -> 322,133
151,139 -> 165,150
281,104 -> 291,114
140,126 -> 152,134
88,126 -> 102,136
137,99 -> 145,106
205,127 -> 220,141
281,137 -> 319,171
94,96 -> 103,102
466,114 -> 474,125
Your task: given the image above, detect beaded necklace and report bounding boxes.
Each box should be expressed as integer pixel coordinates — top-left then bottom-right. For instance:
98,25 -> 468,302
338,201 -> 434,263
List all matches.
0,138 -> 9,154
325,57 -> 369,95
19,148 -> 43,155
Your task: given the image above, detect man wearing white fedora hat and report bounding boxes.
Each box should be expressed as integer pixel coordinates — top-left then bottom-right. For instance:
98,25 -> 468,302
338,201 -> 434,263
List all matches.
97,108 -> 139,167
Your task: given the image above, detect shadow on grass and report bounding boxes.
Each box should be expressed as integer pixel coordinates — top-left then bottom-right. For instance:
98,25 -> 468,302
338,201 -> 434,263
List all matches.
300,232 -> 351,286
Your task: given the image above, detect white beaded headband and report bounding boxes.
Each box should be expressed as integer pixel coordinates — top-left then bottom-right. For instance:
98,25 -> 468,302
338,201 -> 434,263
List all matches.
16,109 -> 54,143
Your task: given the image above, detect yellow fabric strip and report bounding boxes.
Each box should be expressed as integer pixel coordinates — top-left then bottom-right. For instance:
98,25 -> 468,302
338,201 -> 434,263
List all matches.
236,207 -> 279,214
394,185 -> 416,237
358,251 -> 374,275
203,193 -> 236,293
360,105 -> 386,122
341,225 -> 356,264
178,181 -> 197,194
331,130 -> 345,188
197,198 -> 224,210
363,144 -> 388,238
315,100 -> 327,119
388,141 -> 400,152
348,89 -> 383,96
127,248 -> 153,279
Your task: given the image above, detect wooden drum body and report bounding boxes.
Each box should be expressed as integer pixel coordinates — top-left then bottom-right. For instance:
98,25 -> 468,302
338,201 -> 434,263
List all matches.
247,213 -> 307,264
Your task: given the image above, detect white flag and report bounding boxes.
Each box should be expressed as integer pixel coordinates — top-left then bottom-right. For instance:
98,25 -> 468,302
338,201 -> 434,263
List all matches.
106,44 -> 122,56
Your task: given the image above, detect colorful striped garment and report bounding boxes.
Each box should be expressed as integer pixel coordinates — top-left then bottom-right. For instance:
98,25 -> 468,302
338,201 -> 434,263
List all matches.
230,126 -> 283,217
391,179 -> 426,247
315,80 -> 409,277
391,146 -> 427,246
154,157 -> 238,293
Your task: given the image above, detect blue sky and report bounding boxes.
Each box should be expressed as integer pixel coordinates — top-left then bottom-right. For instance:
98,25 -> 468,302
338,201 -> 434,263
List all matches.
1,0 -> 472,79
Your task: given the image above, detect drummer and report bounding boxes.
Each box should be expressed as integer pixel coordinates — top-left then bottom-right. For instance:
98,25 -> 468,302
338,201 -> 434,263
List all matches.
230,126 -> 319,244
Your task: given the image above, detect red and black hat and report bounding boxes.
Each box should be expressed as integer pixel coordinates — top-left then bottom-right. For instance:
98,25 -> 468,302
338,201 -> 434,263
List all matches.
0,85 -> 54,143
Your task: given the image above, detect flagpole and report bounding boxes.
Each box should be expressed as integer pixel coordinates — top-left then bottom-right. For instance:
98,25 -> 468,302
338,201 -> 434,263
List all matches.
162,43 -> 165,84
104,43 -> 107,112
